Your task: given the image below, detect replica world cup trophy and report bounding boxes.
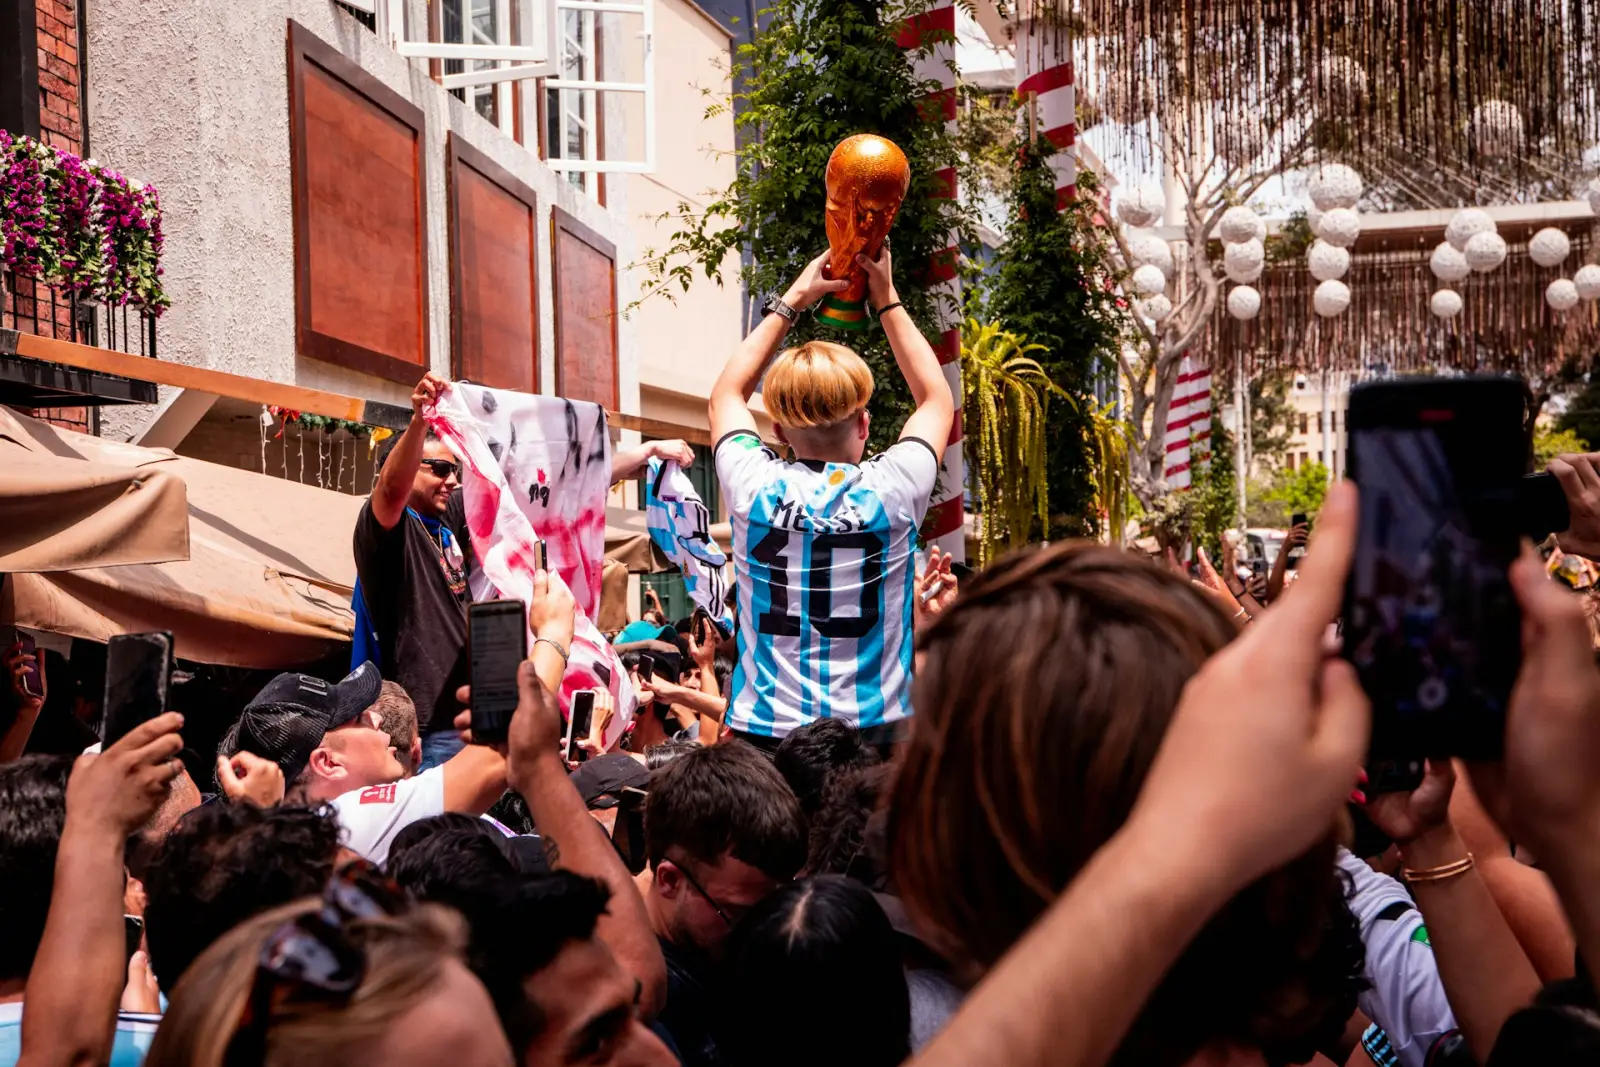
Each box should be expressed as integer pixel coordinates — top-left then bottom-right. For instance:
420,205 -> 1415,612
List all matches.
816,134 -> 911,331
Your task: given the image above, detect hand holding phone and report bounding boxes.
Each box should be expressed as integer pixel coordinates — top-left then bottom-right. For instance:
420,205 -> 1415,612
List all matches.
8,632 -> 43,702
637,653 -> 656,683
469,600 -> 528,746
610,786 -> 649,874
564,690 -> 597,764
102,632 -> 175,747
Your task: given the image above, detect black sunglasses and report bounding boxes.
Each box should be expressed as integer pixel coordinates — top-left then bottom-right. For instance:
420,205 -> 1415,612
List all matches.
419,458 -> 460,479
223,860 -> 407,1067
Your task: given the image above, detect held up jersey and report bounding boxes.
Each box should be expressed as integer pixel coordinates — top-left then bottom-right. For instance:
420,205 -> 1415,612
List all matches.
715,430 -> 939,737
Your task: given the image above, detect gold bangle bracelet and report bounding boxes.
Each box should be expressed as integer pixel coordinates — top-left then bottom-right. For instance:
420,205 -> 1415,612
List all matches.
1402,853 -> 1475,884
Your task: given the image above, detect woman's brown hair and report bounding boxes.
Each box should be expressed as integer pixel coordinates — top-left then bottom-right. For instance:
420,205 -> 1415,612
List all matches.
144,899 -> 468,1067
888,543 -> 1363,1067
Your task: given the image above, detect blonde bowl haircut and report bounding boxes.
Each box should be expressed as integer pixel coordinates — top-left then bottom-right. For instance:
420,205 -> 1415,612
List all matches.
144,899 -> 468,1067
763,341 -> 875,432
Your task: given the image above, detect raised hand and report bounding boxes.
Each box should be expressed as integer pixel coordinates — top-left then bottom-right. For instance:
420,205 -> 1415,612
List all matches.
783,250 -> 852,312
915,546 -> 959,632
216,751 -> 286,808
68,713 -> 186,839
1363,759 -> 1457,846
1549,451 -> 1600,560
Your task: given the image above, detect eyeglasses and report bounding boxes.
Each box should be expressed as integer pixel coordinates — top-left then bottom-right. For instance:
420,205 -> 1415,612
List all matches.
223,860 -> 407,1067
419,459 -> 460,479
670,854 -> 733,927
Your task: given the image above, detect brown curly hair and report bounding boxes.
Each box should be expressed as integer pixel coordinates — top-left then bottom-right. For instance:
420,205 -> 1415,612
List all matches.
887,543 -> 1365,1067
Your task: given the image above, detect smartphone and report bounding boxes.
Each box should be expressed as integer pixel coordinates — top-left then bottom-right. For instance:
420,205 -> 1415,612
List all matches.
12,631 -> 41,698
1286,512 -> 1309,570
536,540 -> 549,573
124,914 -> 145,967
636,653 -> 655,683
610,786 -> 649,875
691,607 -> 713,646
1342,377 -> 1529,760
102,632 -> 175,747
468,600 -> 527,746
1250,558 -> 1268,580
1519,471 -> 1571,542
565,689 -> 597,764
1367,756 -> 1426,795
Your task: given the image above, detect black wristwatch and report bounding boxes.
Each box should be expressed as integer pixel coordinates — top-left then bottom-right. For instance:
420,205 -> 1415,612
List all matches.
762,295 -> 799,324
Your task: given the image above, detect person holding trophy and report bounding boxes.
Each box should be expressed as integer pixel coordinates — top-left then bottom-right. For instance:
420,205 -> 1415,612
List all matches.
709,134 -> 954,749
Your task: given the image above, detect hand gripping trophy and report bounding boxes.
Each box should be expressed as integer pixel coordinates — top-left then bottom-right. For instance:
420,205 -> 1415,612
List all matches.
815,134 -> 911,330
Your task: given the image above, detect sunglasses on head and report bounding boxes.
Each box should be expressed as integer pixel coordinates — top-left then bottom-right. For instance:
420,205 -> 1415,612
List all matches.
419,459 -> 459,479
223,859 -> 407,1067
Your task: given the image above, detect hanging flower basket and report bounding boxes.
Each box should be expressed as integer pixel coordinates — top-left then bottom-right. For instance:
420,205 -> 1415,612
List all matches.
0,130 -> 169,315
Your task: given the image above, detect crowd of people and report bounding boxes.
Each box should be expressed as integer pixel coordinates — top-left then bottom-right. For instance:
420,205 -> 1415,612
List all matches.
7,246 -> 1600,1067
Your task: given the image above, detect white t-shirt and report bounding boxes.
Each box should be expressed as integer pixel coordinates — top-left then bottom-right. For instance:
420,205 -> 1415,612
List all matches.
328,767 -> 446,866
715,431 -> 938,738
1337,848 -> 1458,1067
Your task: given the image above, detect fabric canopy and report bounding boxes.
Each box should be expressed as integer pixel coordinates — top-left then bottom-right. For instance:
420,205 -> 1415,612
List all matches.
0,415 -> 189,572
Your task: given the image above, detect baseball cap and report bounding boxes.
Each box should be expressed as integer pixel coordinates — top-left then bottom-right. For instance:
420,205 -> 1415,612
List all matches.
567,752 -> 651,809
217,661 -> 382,786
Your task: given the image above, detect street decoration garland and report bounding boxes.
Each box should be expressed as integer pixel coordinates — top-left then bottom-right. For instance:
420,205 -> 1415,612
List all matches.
0,130 -> 169,313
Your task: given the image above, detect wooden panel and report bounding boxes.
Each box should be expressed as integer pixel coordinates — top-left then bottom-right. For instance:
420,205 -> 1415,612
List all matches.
448,134 -> 538,393
288,21 -> 429,386
551,206 -> 618,409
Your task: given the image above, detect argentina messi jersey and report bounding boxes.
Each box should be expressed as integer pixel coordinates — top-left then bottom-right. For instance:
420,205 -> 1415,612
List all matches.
714,430 -> 939,738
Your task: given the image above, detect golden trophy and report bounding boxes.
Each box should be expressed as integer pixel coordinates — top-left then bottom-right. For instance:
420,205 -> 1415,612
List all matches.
816,134 -> 911,330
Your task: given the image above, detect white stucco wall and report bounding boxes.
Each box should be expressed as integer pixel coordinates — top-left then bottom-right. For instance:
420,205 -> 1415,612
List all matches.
86,0 -> 637,441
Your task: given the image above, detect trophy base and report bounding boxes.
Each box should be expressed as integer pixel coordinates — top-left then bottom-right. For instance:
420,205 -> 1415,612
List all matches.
816,294 -> 870,331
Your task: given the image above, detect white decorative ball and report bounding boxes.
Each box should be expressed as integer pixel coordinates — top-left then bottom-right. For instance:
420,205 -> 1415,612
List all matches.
1117,184 -> 1165,229
1317,207 -> 1362,248
1529,227 -> 1572,268
1575,264 -> 1600,300
1465,230 -> 1509,273
1307,163 -> 1364,211
1223,238 -> 1266,283
1313,279 -> 1352,317
1307,239 -> 1350,282
1445,208 -> 1496,251
1547,278 -> 1580,312
1132,263 -> 1168,296
1429,242 -> 1471,283
1128,233 -> 1174,277
1219,205 -> 1265,245
1470,100 -> 1523,158
1587,178 -> 1600,219
1226,285 -> 1262,320
1140,293 -> 1173,322
1430,289 -> 1463,319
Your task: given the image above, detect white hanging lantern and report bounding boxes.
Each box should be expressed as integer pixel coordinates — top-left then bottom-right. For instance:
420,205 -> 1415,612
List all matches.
1429,242 -> 1471,283
1430,289 -> 1463,319
1469,100 -> 1523,159
1587,178 -> 1600,219
1117,184 -> 1165,228
1224,238 -> 1266,283
1132,263 -> 1168,296
1307,239 -> 1350,282
1465,230 -> 1508,273
1313,279 -> 1352,317
1128,233 -> 1175,277
1226,285 -> 1262,320
1575,263 -> 1600,300
1307,163 -> 1364,211
1140,293 -> 1173,322
1445,208 -> 1496,251
1317,207 -> 1362,248
1529,227 -> 1572,269
1219,205 -> 1265,245
1547,278 -> 1580,312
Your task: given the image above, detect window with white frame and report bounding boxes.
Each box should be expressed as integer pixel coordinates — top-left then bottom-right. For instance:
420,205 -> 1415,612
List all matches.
547,4 -> 600,196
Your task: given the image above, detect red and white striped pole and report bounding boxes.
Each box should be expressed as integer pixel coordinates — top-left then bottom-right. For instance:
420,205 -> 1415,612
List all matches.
897,0 -> 965,563
1015,1 -> 1077,209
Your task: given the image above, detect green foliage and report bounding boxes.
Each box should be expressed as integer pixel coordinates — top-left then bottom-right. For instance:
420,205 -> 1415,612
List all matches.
1555,377 -> 1600,458
1144,412 -> 1236,558
1266,210 -> 1314,264
1085,399 -> 1135,546
1534,425 -> 1589,467
1267,462 -> 1330,521
976,141 -> 1130,537
635,0 -> 971,456
1218,371 -> 1299,469
961,320 -> 1070,564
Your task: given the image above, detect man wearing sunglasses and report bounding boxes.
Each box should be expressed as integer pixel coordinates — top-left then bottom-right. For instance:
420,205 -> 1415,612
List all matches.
355,372 -> 695,774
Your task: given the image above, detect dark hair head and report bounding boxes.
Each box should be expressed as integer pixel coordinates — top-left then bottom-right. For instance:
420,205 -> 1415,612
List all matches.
718,876 -> 909,1067
645,742 -> 806,881
143,802 -> 341,995
387,813 -> 520,916
889,543 -> 1363,1067
644,738 -> 700,772
805,763 -> 891,882
0,755 -> 73,981
774,718 -> 880,819
376,428 -> 438,470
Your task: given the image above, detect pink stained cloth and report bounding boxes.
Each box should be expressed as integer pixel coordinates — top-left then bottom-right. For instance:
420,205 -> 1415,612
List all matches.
427,383 -> 636,746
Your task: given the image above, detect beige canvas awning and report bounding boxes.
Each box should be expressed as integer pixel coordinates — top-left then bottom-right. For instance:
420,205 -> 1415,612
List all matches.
0,415 -> 190,572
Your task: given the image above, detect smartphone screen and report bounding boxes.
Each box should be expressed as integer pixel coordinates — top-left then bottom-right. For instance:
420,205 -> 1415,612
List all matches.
1342,378 -> 1528,760
13,632 -> 41,698
102,632 -> 174,747
610,786 -> 649,875
469,600 -> 527,745
565,690 -> 596,763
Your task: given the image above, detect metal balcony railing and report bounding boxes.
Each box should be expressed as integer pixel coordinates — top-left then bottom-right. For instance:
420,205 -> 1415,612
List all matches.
1,273 -> 158,359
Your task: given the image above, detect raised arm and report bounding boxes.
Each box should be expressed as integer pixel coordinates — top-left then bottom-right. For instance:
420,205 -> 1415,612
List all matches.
708,252 -> 849,444
612,439 -> 695,485
372,373 -> 449,530
853,246 -> 954,450
1,644 -> 45,764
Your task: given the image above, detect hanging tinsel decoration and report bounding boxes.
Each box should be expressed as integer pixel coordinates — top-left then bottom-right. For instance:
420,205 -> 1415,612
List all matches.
1547,278 -> 1580,312
1576,264 -> 1600,300
1465,231 -> 1509,273
1132,264 -> 1168,296
1430,243 -> 1472,283
1528,228 -> 1573,269
1446,209 -> 1497,252
1224,239 -> 1266,284
1307,240 -> 1350,282
1468,101 -> 1525,160
1430,289 -> 1464,319
1227,285 -> 1262,320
